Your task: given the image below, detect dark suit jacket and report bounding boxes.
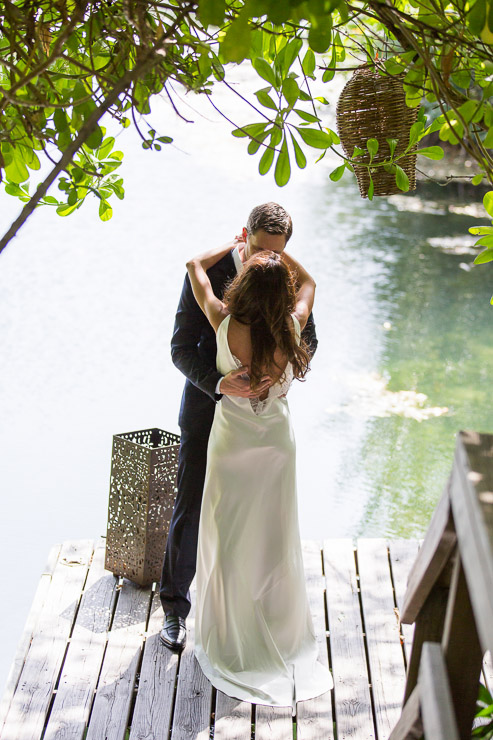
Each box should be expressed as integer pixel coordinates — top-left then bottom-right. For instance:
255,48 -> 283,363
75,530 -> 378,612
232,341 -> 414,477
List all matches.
171,250 -> 318,435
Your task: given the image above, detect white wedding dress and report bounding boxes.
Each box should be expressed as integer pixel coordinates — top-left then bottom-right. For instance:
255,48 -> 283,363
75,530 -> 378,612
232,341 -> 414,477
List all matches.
194,314 -> 333,712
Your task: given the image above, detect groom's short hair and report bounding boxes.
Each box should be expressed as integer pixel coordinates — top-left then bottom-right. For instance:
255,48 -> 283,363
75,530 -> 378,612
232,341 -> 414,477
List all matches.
246,202 -> 293,243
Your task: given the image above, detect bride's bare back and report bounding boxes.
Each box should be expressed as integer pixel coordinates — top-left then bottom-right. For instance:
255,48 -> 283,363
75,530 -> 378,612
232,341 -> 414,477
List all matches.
227,316 -> 289,400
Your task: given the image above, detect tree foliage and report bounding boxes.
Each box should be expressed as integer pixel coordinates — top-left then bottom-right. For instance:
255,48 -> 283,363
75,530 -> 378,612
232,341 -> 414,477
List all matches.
0,0 -> 492,253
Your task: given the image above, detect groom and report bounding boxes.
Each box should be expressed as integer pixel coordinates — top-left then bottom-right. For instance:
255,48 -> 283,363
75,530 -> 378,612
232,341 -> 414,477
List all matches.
159,202 -> 318,652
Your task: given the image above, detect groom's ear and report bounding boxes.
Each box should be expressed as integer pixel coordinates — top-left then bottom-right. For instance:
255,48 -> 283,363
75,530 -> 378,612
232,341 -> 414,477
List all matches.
242,227 -> 248,240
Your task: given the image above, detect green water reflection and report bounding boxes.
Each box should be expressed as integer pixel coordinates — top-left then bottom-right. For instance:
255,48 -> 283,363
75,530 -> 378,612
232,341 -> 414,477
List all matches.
327,181 -> 493,538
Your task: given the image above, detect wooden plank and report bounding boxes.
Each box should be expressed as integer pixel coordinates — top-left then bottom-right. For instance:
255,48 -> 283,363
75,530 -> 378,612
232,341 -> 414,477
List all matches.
401,485 -> 456,624
357,539 -> 407,740
255,705 -> 293,740
128,590 -> 179,740
0,543 -> 61,734
388,686 -> 422,740
388,540 -> 420,661
43,540 -> 118,740
214,692 -> 251,740
86,578 -> 153,740
451,432 -> 493,657
0,540 -> 94,740
419,643 -> 460,740
296,541 -> 333,739
441,555 -> 483,740
170,582 -> 212,740
323,539 -> 374,740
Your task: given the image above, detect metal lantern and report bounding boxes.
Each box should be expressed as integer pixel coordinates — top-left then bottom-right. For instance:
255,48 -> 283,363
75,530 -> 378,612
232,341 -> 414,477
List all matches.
105,428 -> 180,586
336,66 -> 418,198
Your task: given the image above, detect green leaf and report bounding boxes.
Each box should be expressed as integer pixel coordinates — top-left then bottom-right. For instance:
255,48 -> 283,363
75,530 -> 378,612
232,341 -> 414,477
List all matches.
290,132 -> 306,169
472,174 -> 485,186
308,17 -> 332,53
395,165 -> 410,191
294,109 -> 320,123
366,138 -> 379,161
248,131 -> 268,154
386,138 -> 398,158
198,0 -> 226,27
99,199 -> 113,221
54,108 -> 69,132
5,157 -> 29,184
295,127 -> 333,149
483,126 -> 493,148
5,182 -> 25,197
467,0 -> 487,35
98,136 -> 115,160
416,146 -> 444,160
302,49 -> 316,77
232,122 -> 267,139
409,121 -> 425,148
259,145 -> 275,175
329,164 -> 346,181
282,78 -> 299,108
352,147 -> 365,157
274,136 -> 291,187
280,38 -> 303,74
484,191 -> 493,217
476,235 -> 493,248
368,177 -> 375,200
252,57 -> 278,88
474,248 -> 493,264
56,202 -> 79,217
221,16 -> 252,63
255,88 -> 278,110
469,226 -> 493,235
86,125 -> 104,150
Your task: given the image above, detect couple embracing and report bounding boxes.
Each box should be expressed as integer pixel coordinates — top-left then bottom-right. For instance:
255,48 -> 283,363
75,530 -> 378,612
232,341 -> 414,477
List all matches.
159,202 -> 332,713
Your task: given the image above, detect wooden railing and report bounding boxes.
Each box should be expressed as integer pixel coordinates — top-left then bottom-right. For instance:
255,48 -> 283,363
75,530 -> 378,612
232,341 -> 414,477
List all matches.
390,430 -> 493,740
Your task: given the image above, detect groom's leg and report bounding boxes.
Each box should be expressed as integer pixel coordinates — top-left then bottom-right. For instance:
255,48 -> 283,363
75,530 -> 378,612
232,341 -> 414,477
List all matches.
159,428 -> 209,619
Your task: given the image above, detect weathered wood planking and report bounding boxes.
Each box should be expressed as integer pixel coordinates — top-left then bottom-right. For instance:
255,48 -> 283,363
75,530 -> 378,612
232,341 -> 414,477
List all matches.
2,538 -> 423,740
86,577 -> 152,740
419,643 -> 460,740
170,583 -> 213,740
324,539 -> 374,740
44,540 -> 118,740
0,540 -> 94,740
0,543 -> 61,735
296,541 -> 334,740
388,540 -> 420,662
255,705 -> 293,740
128,590 -> 179,740
214,692 -> 252,740
357,539 -> 407,740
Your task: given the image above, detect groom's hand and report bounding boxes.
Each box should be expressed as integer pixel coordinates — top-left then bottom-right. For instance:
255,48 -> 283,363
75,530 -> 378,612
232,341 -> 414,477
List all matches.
219,367 -> 271,398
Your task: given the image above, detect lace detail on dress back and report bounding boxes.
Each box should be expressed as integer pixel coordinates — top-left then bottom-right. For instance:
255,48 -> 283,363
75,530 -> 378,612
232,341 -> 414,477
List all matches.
230,352 -> 294,415
224,313 -> 300,416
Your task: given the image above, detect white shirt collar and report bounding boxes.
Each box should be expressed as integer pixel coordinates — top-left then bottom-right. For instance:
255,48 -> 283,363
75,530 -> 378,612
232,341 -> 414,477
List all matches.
232,246 -> 244,274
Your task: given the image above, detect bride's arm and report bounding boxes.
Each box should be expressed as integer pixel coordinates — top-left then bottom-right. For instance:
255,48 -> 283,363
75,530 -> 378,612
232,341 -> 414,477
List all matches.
282,251 -> 316,331
186,241 -> 235,331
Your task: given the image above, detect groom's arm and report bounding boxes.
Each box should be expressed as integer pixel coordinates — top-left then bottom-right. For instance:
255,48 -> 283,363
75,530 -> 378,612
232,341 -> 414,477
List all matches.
171,273 -> 222,401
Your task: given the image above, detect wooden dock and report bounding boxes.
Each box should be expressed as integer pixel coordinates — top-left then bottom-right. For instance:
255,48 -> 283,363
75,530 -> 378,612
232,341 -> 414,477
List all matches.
0,537 -> 433,739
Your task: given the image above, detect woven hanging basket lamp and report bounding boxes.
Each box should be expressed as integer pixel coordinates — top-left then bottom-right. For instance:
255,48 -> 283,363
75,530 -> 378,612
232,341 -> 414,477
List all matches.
336,66 -> 419,198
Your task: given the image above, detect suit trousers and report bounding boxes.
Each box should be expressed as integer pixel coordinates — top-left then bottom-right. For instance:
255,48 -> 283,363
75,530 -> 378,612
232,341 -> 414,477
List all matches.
159,427 -> 210,618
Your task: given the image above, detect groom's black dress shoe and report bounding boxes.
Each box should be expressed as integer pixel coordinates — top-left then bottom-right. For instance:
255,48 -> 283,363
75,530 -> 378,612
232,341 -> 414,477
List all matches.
160,614 -> 187,652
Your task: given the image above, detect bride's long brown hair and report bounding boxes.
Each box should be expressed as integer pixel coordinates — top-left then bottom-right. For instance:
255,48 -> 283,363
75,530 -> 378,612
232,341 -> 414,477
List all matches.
223,251 -> 310,388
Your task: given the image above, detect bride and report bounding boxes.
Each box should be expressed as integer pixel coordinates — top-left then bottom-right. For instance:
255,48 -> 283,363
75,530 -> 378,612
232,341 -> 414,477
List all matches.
185,239 -> 333,713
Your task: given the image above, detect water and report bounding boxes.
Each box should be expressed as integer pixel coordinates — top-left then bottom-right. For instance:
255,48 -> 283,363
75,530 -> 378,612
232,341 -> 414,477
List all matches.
1,71 -> 492,692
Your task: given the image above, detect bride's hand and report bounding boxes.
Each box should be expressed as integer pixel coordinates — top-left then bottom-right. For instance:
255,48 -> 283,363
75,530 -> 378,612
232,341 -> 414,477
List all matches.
220,368 -> 271,398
